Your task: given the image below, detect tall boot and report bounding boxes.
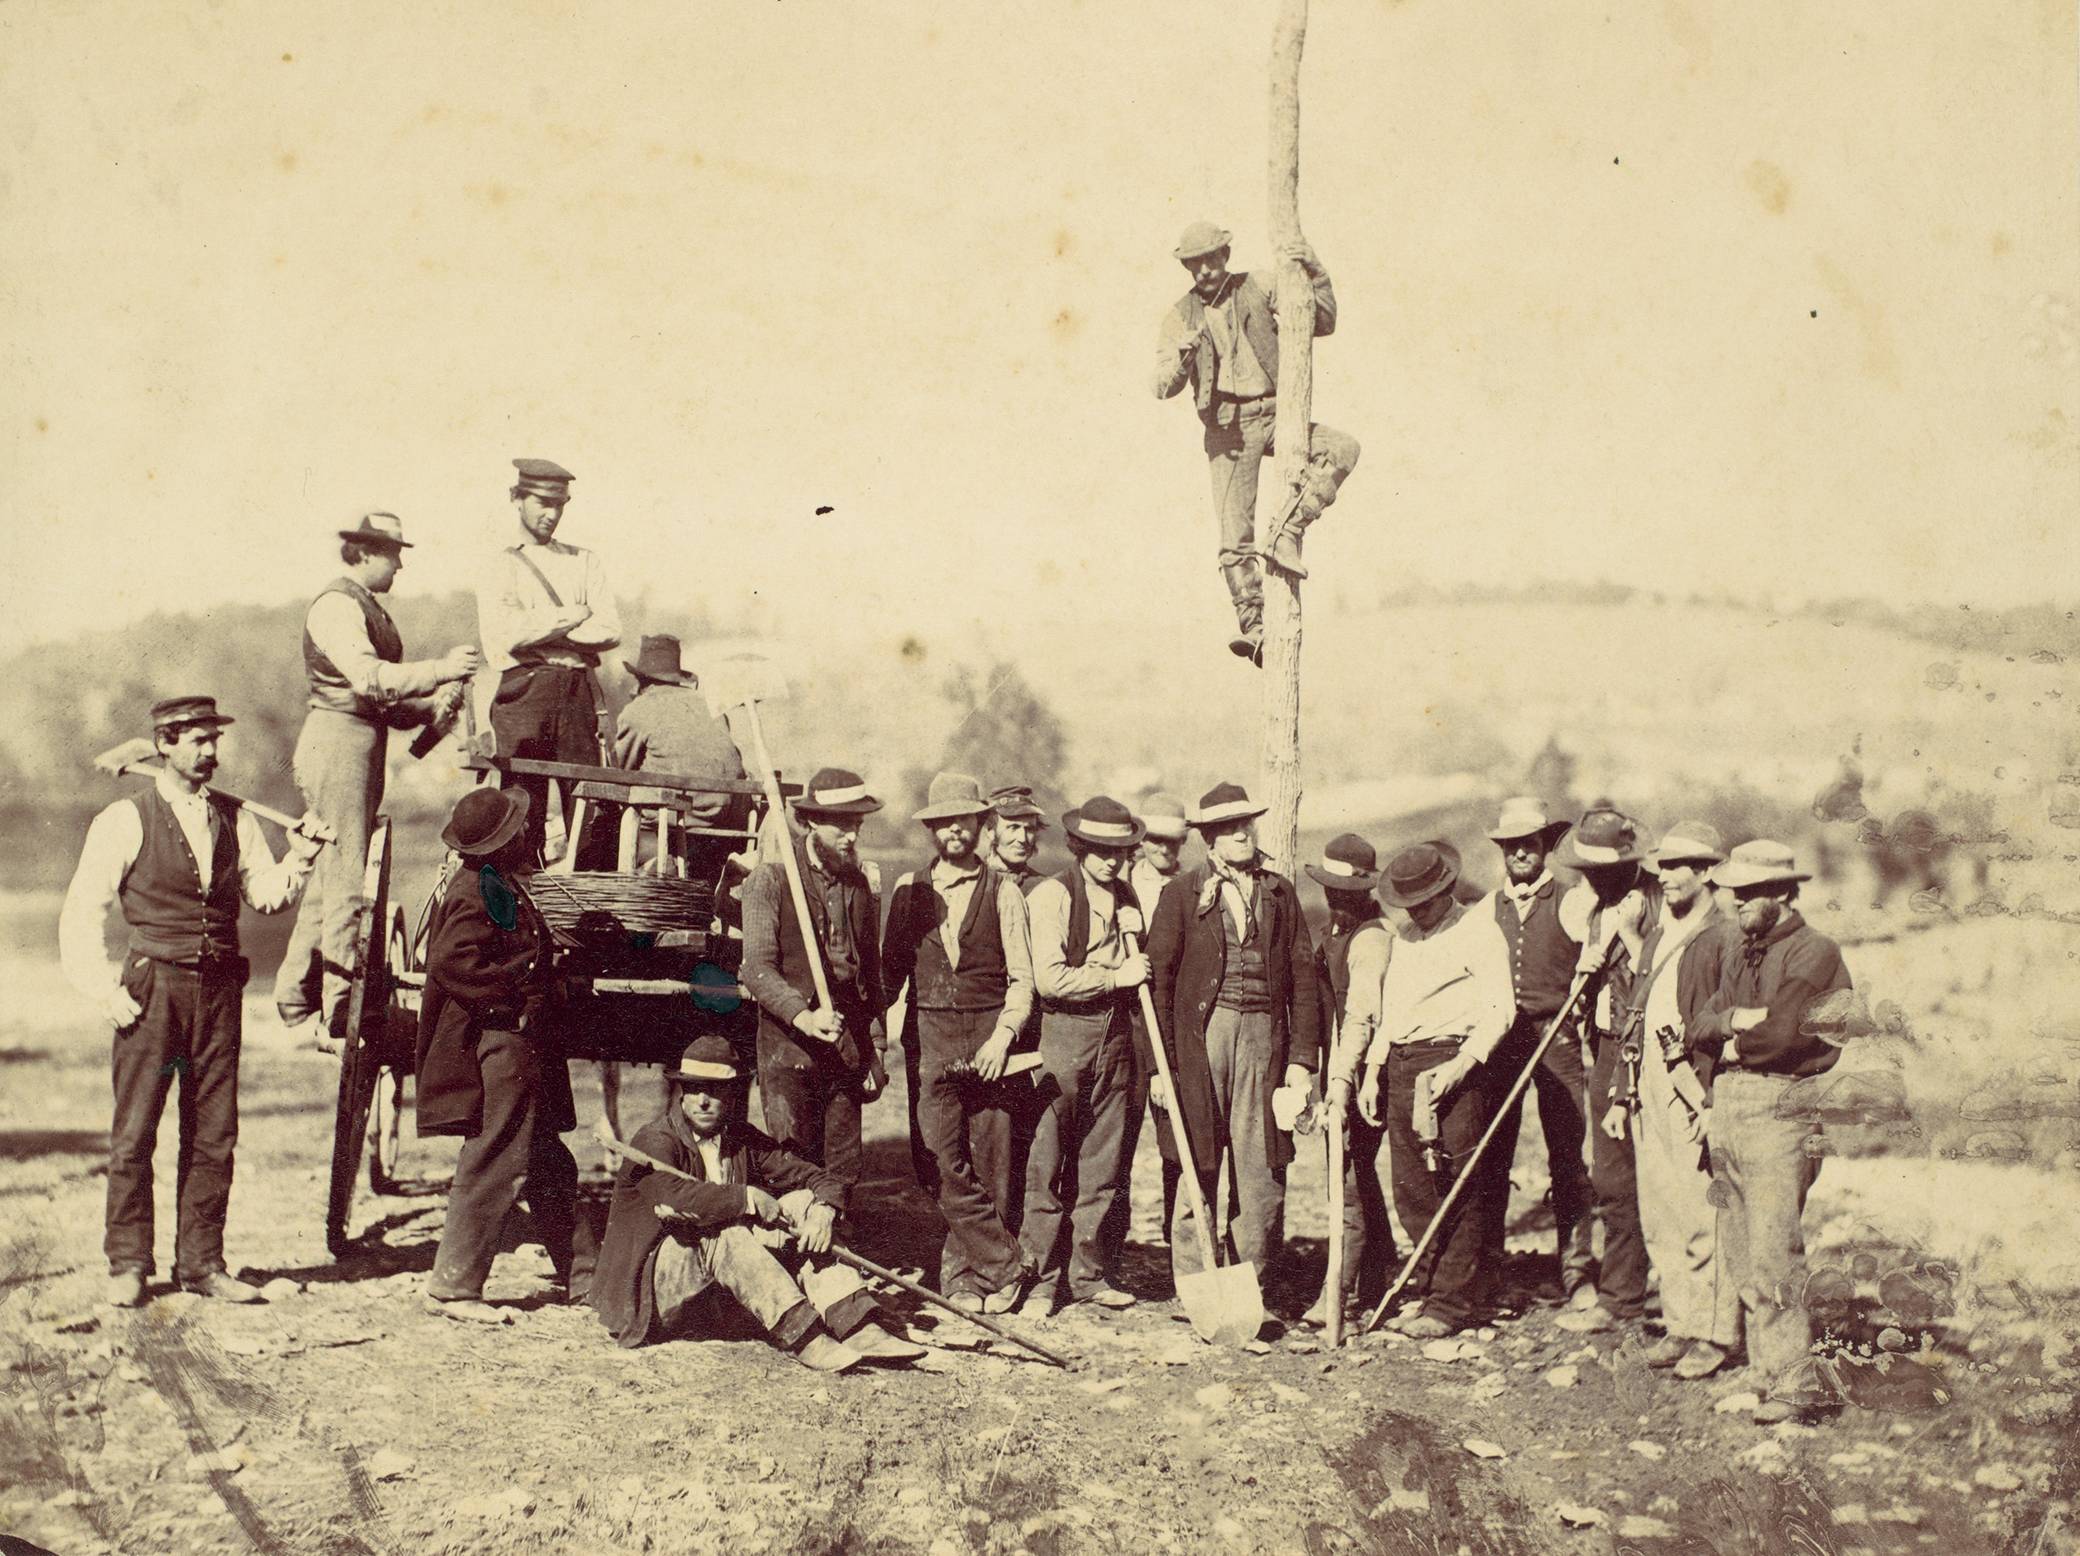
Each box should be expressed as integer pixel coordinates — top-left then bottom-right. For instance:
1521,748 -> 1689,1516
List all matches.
1222,558 -> 1264,666
1266,457 -> 1346,579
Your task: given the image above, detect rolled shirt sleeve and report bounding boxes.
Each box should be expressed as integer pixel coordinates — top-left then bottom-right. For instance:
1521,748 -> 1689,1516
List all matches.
565,551 -> 622,653
305,592 -> 447,706
1027,878 -> 1118,1003
235,809 -> 313,913
1152,305 -> 1197,399
1329,924 -> 1392,1087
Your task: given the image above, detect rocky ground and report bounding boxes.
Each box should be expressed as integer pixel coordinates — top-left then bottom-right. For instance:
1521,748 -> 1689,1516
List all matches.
4,899 -> 2078,1556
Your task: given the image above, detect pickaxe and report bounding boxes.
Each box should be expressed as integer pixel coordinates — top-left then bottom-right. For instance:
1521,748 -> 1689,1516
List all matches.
93,738 -> 335,844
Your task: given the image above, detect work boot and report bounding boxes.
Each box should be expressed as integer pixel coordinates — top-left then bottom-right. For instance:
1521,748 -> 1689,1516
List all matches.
184,1272 -> 265,1304
845,1322 -> 928,1365
796,1331 -> 863,1373
1643,1333 -> 1690,1369
1674,1340 -> 1730,1381
1079,1285 -> 1136,1311
105,1271 -> 147,1310
422,1294 -> 512,1325
1266,519 -> 1308,579
1228,627 -> 1264,667
1554,1302 -> 1615,1334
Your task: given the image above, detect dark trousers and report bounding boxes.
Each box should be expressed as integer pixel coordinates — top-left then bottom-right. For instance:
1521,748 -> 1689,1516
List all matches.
1098,1032 -> 1183,1275
490,665 -> 600,862
106,956 -> 245,1283
1588,1034 -> 1647,1318
901,1026 -> 940,1200
757,1048 -> 864,1214
1021,1004 -> 1133,1300
915,1009 -> 1026,1296
1386,1040 -> 1502,1327
1335,1109 -> 1397,1311
1533,1021 -> 1596,1277
429,1028 -> 578,1300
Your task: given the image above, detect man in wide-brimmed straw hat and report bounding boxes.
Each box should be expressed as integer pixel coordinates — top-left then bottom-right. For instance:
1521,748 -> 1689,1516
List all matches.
1612,820 -> 1741,1381
740,768 -> 888,1213
275,512 -> 482,1040
415,786 -> 583,1324
1332,839 -> 1513,1338
610,633 -> 750,879
1480,796 -> 1595,1304
1019,796 -> 1151,1314
1682,840 -> 1852,1424
1147,782 -> 1321,1290
474,457 -> 624,861
61,697 -> 325,1310
589,1035 -> 923,1370
1303,834 -> 1398,1328
881,773 -> 1039,1313
1152,221 -> 1361,664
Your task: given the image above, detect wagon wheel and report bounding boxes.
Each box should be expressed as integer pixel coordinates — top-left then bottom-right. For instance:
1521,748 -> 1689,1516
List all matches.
326,818 -> 394,1256
366,905 -> 411,1193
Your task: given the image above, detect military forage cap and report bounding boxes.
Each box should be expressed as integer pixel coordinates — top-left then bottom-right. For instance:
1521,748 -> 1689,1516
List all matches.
151,695 -> 235,733
512,457 -> 575,497
988,785 -> 1048,825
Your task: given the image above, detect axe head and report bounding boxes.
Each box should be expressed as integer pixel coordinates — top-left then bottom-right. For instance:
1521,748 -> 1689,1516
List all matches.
93,737 -> 160,778
702,653 -> 790,721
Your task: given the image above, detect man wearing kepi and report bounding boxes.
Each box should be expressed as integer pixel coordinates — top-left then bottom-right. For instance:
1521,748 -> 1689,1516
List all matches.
1148,782 -> 1320,1287
1683,840 -> 1851,1424
60,697 -> 324,1308
1618,821 -> 1738,1381
590,1036 -> 923,1370
740,768 -> 887,1207
276,512 -> 482,1036
882,773 -> 1037,1314
1482,797 -> 1595,1303
1020,797 -> 1149,1314
416,787 -> 578,1323
982,784 -> 1050,896
474,457 -> 623,861
1152,221 -> 1361,665
1335,841 -> 1513,1339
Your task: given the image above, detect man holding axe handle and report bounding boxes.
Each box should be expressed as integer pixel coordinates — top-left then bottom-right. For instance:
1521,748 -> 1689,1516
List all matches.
62,697 -> 329,1309
275,511 -> 482,1037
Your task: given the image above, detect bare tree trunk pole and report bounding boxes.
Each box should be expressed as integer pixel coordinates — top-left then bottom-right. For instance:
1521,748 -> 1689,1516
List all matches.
1262,0 -> 1311,875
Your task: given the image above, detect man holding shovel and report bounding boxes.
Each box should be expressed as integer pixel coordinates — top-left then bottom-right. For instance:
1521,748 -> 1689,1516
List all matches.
61,697 -> 326,1308
740,768 -> 887,1208
881,773 -> 1038,1314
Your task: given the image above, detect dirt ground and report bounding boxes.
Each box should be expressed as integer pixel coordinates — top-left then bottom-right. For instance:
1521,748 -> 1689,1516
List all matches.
4,893 -> 2079,1556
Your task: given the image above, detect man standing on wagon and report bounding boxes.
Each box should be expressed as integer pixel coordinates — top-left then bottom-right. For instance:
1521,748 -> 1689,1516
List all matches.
473,457 -> 623,862
60,697 -> 325,1308
740,768 -> 887,1210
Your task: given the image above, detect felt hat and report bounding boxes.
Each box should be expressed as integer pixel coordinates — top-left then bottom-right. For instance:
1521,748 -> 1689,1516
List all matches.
1710,839 -> 1811,890
1555,804 -> 1648,870
1174,221 -> 1233,261
337,511 -> 414,550
1486,796 -> 1569,847
988,785 -> 1048,826
1063,796 -> 1145,850
441,786 -> 530,857
1137,792 -> 1189,841
914,771 -> 993,823
1306,833 -> 1381,892
1378,840 -> 1463,910
673,1034 -> 747,1085
1189,781 -> 1268,828
150,695 -> 235,733
624,634 -> 696,687
1645,820 -> 1728,870
512,457 -> 574,499
795,767 -> 882,817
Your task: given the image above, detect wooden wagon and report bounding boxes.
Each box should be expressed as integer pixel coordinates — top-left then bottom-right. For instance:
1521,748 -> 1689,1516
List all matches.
323,742 -> 798,1255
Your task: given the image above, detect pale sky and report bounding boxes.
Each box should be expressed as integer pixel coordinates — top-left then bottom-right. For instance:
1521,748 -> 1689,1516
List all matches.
3,0 -> 2074,656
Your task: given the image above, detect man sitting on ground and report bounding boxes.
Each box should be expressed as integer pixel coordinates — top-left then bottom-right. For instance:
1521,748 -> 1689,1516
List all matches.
589,1036 -> 924,1370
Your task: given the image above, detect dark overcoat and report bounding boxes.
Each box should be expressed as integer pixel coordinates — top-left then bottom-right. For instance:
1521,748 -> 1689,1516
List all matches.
1145,863 -> 1321,1175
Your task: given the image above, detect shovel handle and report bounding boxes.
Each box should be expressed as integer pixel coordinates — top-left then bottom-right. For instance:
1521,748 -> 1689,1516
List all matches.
1123,931 -> 1223,1279
734,700 -> 838,1022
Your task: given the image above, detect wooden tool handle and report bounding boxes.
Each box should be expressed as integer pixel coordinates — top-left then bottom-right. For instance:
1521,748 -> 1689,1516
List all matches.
1124,930 -> 1222,1276
115,761 -> 330,842
737,701 -> 837,1019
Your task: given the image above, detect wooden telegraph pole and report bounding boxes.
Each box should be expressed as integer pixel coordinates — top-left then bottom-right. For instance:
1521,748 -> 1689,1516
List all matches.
1261,0 -> 1312,875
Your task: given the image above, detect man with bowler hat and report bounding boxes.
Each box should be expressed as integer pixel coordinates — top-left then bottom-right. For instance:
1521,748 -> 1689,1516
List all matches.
740,768 -> 888,1209
1334,840 -> 1513,1338
416,786 -> 579,1323
1152,222 -> 1361,664
61,697 -> 325,1308
881,773 -> 1037,1313
1302,833 -> 1397,1327
276,512 -> 482,1038
1482,797 -> 1596,1303
612,633 -> 750,881
474,457 -> 623,861
1147,782 -> 1321,1289
1020,796 -> 1151,1314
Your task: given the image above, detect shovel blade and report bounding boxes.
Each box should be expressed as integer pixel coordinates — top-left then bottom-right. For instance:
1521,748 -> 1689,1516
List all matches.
1176,1261 -> 1264,1346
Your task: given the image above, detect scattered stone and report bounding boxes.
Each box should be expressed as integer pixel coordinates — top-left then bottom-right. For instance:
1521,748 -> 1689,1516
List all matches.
1284,1338 -> 1319,1355
1078,1482 -> 1122,1504
1269,1383 -> 1308,1405
1544,1366 -> 1578,1390
1159,1343 -> 1198,1366
1832,1504 -> 1869,1526
1714,1391 -> 1762,1414
1620,1516 -> 1676,1538
1077,1377 -> 1130,1394
1555,1502 -> 1605,1528
1372,1488 -> 1429,1515
1627,1440 -> 1665,1462
1469,1372 -> 1508,1401
1871,1504 -> 1926,1526
2010,1392 -> 2074,1427
366,1449 -> 414,1482
1974,1465 -> 2022,1492
1243,1340 -> 1272,1354
1195,1384 -> 1234,1410
1648,1495 -> 1680,1517
1739,1440 -> 1789,1471
1476,1327 -> 1497,1342
1462,1438 -> 1506,1459
1213,1516 -> 1246,1540
259,1279 -> 303,1302
1877,1327 -> 1907,1351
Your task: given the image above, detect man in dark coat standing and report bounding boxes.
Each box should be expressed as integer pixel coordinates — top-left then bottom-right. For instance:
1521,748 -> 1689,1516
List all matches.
739,767 -> 887,1209
1146,782 -> 1320,1286
416,786 -> 578,1323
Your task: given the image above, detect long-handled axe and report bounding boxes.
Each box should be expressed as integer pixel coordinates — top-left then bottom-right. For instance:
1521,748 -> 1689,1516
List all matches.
591,1118 -> 1076,1369
93,738 -> 335,844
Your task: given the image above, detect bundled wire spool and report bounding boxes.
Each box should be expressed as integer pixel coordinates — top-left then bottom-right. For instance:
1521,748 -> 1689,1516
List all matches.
521,871 -> 717,949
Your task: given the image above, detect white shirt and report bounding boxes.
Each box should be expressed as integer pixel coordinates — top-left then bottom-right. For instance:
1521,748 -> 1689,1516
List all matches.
59,768 -> 313,1009
1357,900 -> 1515,1073
305,589 -> 444,706
696,1136 -> 725,1183
474,538 -> 623,674
1128,858 -> 1180,932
